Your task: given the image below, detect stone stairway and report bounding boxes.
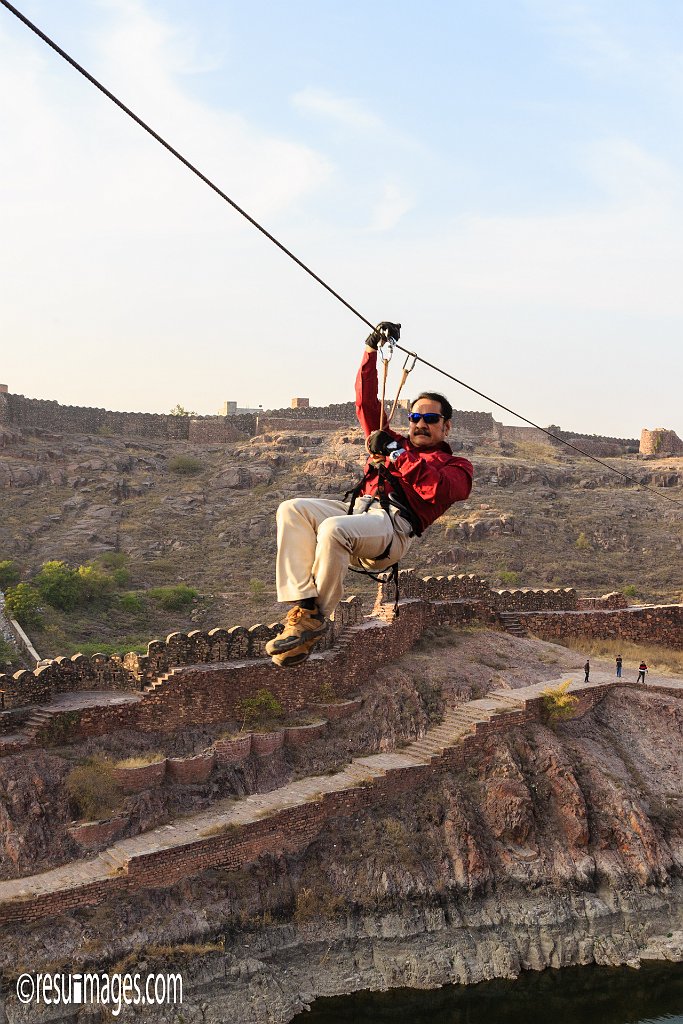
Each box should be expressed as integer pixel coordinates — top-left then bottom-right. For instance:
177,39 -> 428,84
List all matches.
22,707 -> 58,741
499,612 -> 527,637
142,668 -> 178,695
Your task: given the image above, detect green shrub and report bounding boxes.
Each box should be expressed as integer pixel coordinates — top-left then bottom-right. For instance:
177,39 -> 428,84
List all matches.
575,532 -> 592,551
622,584 -> 637,598
0,560 -> 20,590
499,570 -> 519,586
148,584 -> 197,610
248,578 -> 266,601
4,583 -> 42,628
34,560 -> 80,611
119,592 -> 144,613
236,689 -> 284,731
75,565 -> 115,605
169,404 -> 196,417
168,455 -> 203,475
66,757 -> 122,821
111,567 -> 131,588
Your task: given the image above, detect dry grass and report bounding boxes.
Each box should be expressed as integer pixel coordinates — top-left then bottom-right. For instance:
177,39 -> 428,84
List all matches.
199,820 -> 240,838
559,637 -> 683,677
115,753 -> 165,769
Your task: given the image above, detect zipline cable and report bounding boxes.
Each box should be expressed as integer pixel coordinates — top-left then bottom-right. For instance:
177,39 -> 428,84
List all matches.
2,0 -> 681,508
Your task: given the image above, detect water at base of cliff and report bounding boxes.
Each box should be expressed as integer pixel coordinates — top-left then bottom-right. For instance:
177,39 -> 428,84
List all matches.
295,962 -> 683,1023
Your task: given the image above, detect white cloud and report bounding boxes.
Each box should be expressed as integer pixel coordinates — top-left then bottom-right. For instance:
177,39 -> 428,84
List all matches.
526,1 -> 634,73
0,1 -> 331,238
291,87 -> 384,132
369,182 -> 414,232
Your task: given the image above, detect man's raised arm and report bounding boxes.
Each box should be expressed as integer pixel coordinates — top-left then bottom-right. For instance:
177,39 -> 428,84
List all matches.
354,322 -> 401,438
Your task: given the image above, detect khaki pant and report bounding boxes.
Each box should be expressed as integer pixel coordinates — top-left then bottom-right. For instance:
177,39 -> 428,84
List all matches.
275,496 -> 414,618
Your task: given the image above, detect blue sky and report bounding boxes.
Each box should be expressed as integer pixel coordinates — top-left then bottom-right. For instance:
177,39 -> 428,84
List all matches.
1,0 -> 681,437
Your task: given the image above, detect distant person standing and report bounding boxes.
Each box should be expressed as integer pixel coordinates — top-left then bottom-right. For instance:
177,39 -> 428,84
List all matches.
584,659 -> 590,682
637,661 -> 648,683
615,655 -> 623,678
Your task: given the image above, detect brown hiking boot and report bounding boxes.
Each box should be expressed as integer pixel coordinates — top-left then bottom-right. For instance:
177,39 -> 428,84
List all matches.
265,603 -> 328,657
270,635 -> 321,668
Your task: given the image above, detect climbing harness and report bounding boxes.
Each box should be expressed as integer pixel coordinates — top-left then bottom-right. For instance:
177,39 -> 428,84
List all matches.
345,335 -> 422,617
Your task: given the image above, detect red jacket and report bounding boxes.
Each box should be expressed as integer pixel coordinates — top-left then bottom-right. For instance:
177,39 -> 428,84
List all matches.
355,349 -> 473,531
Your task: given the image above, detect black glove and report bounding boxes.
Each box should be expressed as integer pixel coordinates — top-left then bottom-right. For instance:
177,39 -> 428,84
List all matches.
365,321 -> 401,349
367,429 -> 400,456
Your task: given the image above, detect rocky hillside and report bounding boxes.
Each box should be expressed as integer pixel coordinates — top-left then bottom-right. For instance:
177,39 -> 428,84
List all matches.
0,421 -> 681,659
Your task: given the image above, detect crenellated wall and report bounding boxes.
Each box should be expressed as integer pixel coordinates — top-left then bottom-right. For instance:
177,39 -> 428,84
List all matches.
0,392 -> 253,441
494,588 -> 577,612
1,599 -> 477,746
0,597 -> 364,711
375,571 -> 578,614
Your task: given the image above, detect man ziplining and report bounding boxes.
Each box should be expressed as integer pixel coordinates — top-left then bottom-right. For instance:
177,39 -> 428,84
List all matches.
265,323 -> 474,667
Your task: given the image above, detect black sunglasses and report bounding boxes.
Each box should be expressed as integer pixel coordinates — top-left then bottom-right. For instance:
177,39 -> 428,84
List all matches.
408,412 -> 444,424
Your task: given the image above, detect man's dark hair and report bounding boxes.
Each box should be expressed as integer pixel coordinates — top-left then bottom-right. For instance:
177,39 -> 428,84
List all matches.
410,392 -> 453,421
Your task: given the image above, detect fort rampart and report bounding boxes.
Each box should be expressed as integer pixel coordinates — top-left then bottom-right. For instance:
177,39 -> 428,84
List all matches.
0,390 -> 538,445
1,672 -> 680,924
0,392 -> 254,441
2,571 -> 679,731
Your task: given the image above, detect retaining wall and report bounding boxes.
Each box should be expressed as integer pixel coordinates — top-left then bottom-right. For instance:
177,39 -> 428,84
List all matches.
5,676 -> 681,923
520,605 -> 683,650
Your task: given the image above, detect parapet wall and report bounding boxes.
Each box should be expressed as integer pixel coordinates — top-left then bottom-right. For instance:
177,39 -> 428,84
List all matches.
376,571 -> 578,614
640,428 -> 683,457
1,598 -> 479,746
520,605 -> 683,650
548,426 -> 639,456
577,593 -> 629,610
0,597 -> 364,711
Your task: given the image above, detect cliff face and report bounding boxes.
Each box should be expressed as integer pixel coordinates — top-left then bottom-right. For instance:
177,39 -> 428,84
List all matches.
1,685 -> 681,1022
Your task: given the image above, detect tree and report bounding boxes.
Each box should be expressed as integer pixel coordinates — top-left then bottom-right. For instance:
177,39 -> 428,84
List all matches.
34,561 -> 80,611
169,404 -> 196,417
4,584 -> 42,628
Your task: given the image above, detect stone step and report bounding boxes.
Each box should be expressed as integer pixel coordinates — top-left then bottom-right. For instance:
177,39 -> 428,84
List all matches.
407,744 -> 445,760
446,709 -> 484,724
488,691 -> 526,707
99,850 -> 129,874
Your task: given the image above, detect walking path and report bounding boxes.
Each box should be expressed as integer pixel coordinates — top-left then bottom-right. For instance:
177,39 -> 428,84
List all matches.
0,690 -> 140,747
0,667 -> 680,919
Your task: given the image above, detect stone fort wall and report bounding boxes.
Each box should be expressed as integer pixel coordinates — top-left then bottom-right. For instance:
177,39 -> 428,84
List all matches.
0,392 -> 254,442
0,391 -> 496,442
1,390 -> 660,454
